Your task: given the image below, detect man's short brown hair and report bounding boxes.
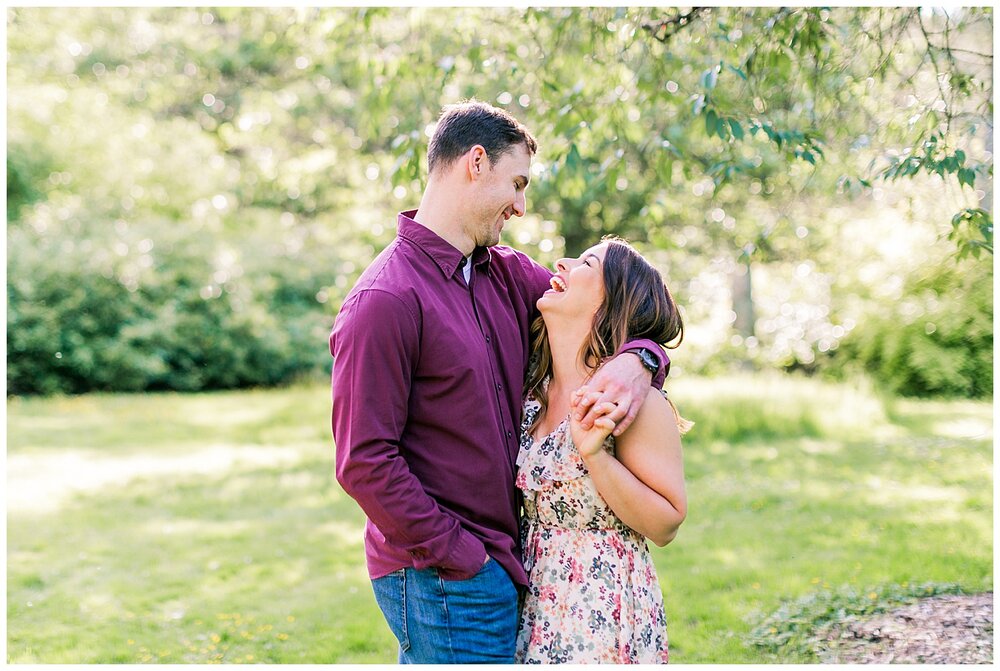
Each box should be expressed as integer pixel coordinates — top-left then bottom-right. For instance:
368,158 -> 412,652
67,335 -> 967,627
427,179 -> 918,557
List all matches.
426,100 -> 538,174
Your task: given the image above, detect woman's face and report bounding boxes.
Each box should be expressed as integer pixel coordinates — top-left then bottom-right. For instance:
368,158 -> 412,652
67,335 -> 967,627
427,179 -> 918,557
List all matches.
537,242 -> 608,318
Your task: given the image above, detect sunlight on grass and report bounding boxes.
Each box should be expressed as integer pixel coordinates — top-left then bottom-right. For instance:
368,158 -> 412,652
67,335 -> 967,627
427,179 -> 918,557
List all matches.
670,372 -> 897,445
7,443 -> 307,513
317,520 -> 367,549
932,417 -> 992,439
6,377 -> 992,663
78,592 -> 129,621
141,518 -> 256,539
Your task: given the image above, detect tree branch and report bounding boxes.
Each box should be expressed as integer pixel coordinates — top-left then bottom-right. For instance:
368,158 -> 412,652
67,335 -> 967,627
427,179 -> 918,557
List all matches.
642,7 -> 710,43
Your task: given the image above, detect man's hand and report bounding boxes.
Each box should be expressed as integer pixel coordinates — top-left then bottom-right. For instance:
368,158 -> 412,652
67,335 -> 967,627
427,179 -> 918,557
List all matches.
570,389 -> 616,457
572,352 -> 652,437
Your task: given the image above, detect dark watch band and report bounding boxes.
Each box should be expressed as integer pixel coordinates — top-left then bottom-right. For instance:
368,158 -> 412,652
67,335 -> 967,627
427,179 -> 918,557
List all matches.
634,348 -> 660,375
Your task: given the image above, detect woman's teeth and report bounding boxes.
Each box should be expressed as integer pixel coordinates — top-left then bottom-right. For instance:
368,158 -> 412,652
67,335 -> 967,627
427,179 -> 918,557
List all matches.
550,276 -> 568,292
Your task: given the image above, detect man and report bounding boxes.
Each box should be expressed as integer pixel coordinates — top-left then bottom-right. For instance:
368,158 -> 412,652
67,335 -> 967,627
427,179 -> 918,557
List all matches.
330,100 -> 668,663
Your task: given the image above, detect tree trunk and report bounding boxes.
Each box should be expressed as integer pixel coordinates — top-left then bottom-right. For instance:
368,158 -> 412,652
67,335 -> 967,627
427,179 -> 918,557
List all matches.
732,261 -> 755,338
559,200 -> 590,257
981,124 -> 992,216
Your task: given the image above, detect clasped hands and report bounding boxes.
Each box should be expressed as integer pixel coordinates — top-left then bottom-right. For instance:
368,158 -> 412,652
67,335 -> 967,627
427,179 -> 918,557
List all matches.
568,353 -> 650,459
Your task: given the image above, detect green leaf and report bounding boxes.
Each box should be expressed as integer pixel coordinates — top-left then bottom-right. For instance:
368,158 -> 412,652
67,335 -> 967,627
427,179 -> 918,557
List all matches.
705,109 -> 718,137
726,64 -> 748,81
692,94 -> 706,116
958,168 -> 976,189
566,143 -> 583,173
763,125 -> 782,148
716,115 -> 729,139
701,68 -> 718,91
729,118 -> 745,140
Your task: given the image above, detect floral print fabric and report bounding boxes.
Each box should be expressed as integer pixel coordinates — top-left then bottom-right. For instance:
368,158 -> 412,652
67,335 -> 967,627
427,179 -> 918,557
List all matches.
514,397 -> 670,664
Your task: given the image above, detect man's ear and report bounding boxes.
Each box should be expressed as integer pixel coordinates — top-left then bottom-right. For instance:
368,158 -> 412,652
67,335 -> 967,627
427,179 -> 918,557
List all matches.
465,145 -> 488,181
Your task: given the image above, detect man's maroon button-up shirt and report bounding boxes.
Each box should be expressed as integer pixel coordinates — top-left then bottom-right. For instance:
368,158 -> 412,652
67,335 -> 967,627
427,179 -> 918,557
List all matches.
330,211 -> 666,588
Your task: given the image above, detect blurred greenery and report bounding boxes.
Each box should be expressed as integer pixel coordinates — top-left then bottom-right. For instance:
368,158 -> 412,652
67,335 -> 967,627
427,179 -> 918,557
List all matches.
828,258 -> 993,397
6,11 -> 992,663
6,377 -> 992,662
6,6 -> 993,396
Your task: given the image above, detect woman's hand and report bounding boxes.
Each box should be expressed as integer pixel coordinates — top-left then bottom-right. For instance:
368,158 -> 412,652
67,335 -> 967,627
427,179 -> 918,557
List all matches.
569,389 -> 616,459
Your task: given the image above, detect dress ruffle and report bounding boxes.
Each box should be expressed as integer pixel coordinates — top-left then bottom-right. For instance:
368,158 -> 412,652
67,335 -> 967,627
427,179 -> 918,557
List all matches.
516,397 -> 611,493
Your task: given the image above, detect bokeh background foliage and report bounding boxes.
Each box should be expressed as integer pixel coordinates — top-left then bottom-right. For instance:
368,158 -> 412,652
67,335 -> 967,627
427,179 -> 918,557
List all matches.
6,6 -> 993,397
5,7 -> 993,665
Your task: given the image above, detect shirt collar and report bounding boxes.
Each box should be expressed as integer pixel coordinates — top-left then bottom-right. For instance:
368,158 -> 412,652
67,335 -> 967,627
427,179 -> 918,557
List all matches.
396,210 -> 492,279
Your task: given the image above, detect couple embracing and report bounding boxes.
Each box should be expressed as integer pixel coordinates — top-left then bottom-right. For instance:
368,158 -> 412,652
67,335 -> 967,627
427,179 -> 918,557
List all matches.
330,100 -> 690,664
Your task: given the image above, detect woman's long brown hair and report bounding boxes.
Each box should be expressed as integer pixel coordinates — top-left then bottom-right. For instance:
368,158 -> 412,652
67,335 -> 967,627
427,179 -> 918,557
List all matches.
524,237 -> 692,434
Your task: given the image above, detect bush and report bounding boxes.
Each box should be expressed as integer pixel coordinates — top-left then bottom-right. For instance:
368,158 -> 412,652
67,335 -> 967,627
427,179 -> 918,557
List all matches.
828,260 -> 992,398
7,216 -> 339,395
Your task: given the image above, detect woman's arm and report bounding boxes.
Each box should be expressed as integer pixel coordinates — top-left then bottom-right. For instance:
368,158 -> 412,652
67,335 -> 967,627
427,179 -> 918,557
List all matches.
570,388 -> 687,546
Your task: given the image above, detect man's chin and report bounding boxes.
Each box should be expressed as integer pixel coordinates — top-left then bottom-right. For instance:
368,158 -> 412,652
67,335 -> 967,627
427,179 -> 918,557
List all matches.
477,232 -> 502,248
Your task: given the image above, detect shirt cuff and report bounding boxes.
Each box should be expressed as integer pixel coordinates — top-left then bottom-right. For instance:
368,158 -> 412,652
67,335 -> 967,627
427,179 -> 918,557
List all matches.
409,525 -> 487,581
618,342 -> 669,388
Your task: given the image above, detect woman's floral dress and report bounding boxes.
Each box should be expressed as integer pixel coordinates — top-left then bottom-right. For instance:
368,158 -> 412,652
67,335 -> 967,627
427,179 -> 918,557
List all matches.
514,397 -> 670,664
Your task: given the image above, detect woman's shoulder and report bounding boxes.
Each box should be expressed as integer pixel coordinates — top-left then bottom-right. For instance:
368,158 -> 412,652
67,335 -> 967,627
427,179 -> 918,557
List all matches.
626,387 -> 678,440
643,386 -> 672,414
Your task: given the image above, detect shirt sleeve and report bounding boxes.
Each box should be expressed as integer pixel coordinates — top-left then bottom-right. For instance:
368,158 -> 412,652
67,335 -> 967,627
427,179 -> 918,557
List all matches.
517,251 -> 555,309
617,340 -> 669,389
329,289 -> 487,577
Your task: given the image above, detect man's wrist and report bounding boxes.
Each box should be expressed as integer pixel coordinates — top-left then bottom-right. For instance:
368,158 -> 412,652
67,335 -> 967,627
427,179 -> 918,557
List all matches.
619,342 -> 668,388
629,347 -> 659,376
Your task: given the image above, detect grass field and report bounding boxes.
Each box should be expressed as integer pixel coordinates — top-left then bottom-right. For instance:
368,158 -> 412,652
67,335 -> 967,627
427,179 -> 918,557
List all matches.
6,375 -> 993,663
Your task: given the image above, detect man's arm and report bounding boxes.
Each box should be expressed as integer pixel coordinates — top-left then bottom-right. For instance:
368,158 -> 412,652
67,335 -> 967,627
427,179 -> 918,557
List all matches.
516,250 -> 556,308
573,341 -> 668,436
330,289 -> 487,579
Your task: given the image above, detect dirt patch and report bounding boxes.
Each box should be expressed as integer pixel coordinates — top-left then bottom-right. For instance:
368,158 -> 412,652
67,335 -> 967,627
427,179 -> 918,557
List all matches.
818,592 -> 993,663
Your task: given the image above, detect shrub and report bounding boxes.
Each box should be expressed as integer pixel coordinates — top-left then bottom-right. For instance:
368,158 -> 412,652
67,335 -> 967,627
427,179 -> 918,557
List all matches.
7,216 -> 339,395
828,260 -> 992,398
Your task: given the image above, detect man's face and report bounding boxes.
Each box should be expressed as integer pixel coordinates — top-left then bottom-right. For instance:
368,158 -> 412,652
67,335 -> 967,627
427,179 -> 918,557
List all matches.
469,143 -> 531,248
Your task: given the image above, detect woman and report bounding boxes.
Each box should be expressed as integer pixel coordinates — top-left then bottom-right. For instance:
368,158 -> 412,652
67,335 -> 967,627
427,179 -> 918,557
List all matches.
514,237 -> 691,664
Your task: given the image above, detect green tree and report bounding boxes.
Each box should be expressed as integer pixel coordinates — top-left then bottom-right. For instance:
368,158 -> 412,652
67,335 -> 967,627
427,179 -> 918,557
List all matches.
6,7 -> 992,395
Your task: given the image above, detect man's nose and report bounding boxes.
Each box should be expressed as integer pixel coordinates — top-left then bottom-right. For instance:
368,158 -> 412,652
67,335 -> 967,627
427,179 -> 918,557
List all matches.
512,191 -> 526,217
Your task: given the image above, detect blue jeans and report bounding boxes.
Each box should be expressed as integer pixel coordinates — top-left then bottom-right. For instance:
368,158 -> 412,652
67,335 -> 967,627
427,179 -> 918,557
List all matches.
371,558 -> 519,664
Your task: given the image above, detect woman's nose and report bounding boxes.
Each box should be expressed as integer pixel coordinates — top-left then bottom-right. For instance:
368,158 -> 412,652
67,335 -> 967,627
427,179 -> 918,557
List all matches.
555,258 -> 569,272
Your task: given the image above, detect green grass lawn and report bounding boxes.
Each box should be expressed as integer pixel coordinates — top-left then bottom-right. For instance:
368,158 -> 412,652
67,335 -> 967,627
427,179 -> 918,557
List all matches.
6,375 -> 992,663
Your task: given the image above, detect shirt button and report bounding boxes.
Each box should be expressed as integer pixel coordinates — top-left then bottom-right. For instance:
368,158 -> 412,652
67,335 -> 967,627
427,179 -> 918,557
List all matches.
507,431 -> 513,438
496,383 -> 502,390
485,335 -> 490,342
